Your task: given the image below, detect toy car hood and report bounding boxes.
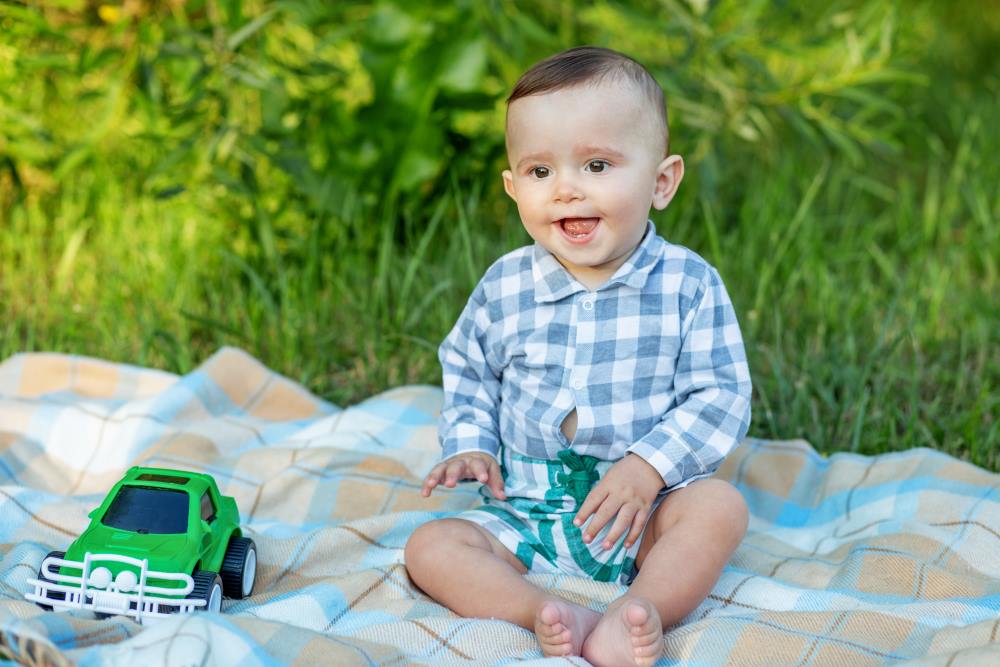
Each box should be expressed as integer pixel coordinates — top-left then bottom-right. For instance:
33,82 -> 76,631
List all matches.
66,525 -> 198,574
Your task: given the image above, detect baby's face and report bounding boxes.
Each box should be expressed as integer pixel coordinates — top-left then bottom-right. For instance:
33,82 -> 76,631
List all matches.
503,79 -> 682,288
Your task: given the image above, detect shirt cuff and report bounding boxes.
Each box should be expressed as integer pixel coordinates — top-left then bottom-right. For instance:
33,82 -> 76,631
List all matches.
439,433 -> 501,466
439,447 -> 501,466
626,431 -> 706,489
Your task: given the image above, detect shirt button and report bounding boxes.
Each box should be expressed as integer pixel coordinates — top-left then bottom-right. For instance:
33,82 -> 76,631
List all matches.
572,378 -> 585,390
581,298 -> 594,311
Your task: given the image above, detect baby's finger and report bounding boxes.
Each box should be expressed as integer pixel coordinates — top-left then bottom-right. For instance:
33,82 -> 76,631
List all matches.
582,497 -> 621,544
422,464 -> 446,497
573,486 -> 609,527
443,459 -> 467,487
487,459 -> 507,499
601,504 -> 638,549
624,508 -> 649,548
468,456 -> 489,484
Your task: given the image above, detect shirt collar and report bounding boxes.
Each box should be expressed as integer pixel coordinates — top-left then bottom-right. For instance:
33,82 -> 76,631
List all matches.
532,221 -> 661,303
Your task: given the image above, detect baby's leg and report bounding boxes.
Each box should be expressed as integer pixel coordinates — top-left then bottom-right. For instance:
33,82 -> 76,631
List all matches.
582,479 -> 748,667
404,518 -> 600,656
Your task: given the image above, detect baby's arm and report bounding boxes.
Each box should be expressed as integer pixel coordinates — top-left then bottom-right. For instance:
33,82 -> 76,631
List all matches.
428,279 -> 506,497
576,266 -> 752,547
625,266 -> 752,488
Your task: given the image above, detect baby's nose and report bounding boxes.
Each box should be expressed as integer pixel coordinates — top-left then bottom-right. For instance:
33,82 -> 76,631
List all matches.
553,175 -> 583,202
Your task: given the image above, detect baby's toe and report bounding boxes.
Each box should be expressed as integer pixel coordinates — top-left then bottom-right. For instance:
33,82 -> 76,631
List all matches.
543,626 -> 569,642
535,603 -> 570,655
535,599 -> 600,658
625,600 -> 652,629
538,601 -> 562,628
625,600 -> 662,665
631,627 -> 661,645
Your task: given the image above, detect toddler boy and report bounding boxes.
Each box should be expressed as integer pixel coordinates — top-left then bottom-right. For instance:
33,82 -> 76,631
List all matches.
404,46 -> 752,667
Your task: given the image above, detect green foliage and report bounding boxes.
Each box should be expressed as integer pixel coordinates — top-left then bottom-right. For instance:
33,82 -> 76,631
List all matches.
0,1 -> 997,469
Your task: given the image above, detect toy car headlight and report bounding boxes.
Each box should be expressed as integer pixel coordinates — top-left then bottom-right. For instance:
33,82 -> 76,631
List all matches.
89,567 -> 112,589
115,570 -> 138,592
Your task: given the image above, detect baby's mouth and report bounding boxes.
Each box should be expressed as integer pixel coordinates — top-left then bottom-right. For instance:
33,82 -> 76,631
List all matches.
558,217 -> 599,238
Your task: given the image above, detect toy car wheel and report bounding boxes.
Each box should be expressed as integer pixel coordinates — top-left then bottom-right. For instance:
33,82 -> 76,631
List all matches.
186,571 -> 223,613
34,550 -> 66,611
220,536 -> 256,599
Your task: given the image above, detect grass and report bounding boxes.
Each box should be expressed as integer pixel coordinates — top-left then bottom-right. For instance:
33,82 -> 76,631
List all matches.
1,2 -> 997,472
2,103 -> 997,472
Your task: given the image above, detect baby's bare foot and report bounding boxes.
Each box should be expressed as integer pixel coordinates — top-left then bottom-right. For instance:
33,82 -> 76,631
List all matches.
581,596 -> 663,667
534,598 -> 601,657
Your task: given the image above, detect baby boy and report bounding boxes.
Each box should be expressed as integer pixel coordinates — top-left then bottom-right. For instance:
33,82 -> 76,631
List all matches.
404,46 -> 752,667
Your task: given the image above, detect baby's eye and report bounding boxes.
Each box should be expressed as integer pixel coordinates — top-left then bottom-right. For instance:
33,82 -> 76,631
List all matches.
585,160 -> 610,173
529,166 -> 551,179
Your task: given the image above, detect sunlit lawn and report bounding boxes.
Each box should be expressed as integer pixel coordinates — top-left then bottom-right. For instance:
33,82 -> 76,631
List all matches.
1,1 -> 996,470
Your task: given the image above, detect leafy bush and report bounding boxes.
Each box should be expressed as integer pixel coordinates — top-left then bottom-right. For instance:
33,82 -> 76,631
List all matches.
0,1 -> 932,233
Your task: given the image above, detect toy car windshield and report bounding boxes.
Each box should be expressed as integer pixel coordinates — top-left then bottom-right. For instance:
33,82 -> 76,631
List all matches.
101,486 -> 188,534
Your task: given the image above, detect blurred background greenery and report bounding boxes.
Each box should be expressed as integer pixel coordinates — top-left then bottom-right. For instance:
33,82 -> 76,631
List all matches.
1,0 -> 997,469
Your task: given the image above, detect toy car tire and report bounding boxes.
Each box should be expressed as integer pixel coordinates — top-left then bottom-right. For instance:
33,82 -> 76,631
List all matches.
34,550 -> 67,611
186,570 -> 223,613
220,537 -> 256,599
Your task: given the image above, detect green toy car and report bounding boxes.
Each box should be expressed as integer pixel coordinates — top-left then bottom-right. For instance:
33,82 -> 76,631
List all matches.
25,466 -> 256,623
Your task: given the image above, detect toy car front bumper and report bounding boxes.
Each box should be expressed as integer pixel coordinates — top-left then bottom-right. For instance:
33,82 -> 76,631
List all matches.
26,552 -> 203,623
26,579 -> 204,619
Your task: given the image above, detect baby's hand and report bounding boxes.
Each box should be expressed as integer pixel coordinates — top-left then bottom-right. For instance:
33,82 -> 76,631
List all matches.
421,452 -> 507,500
573,454 -> 664,550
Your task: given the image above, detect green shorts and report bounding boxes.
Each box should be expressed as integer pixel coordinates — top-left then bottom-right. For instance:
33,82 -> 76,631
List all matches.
456,448 -> 702,584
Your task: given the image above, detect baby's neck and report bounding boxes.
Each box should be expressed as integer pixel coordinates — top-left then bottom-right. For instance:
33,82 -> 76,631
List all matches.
572,273 -> 606,291
555,242 -> 641,291
559,262 -> 614,291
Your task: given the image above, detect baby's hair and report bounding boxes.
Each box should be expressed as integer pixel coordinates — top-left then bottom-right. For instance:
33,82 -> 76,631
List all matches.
507,46 -> 669,154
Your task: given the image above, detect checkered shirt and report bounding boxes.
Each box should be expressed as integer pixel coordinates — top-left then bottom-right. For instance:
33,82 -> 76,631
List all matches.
438,222 -> 752,488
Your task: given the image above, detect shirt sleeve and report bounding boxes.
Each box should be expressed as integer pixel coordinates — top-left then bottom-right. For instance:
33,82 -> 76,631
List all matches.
626,267 -> 752,488
437,281 -> 503,464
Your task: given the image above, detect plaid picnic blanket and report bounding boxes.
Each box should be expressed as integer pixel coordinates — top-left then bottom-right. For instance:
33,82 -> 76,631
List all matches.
0,347 -> 997,666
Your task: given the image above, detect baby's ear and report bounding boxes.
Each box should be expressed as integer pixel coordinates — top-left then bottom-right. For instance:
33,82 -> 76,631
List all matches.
652,155 -> 684,210
502,170 -> 517,201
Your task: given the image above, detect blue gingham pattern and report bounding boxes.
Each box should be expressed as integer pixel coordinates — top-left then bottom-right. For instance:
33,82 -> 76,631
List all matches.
439,222 -> 752,488
0,350 -> 998,665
